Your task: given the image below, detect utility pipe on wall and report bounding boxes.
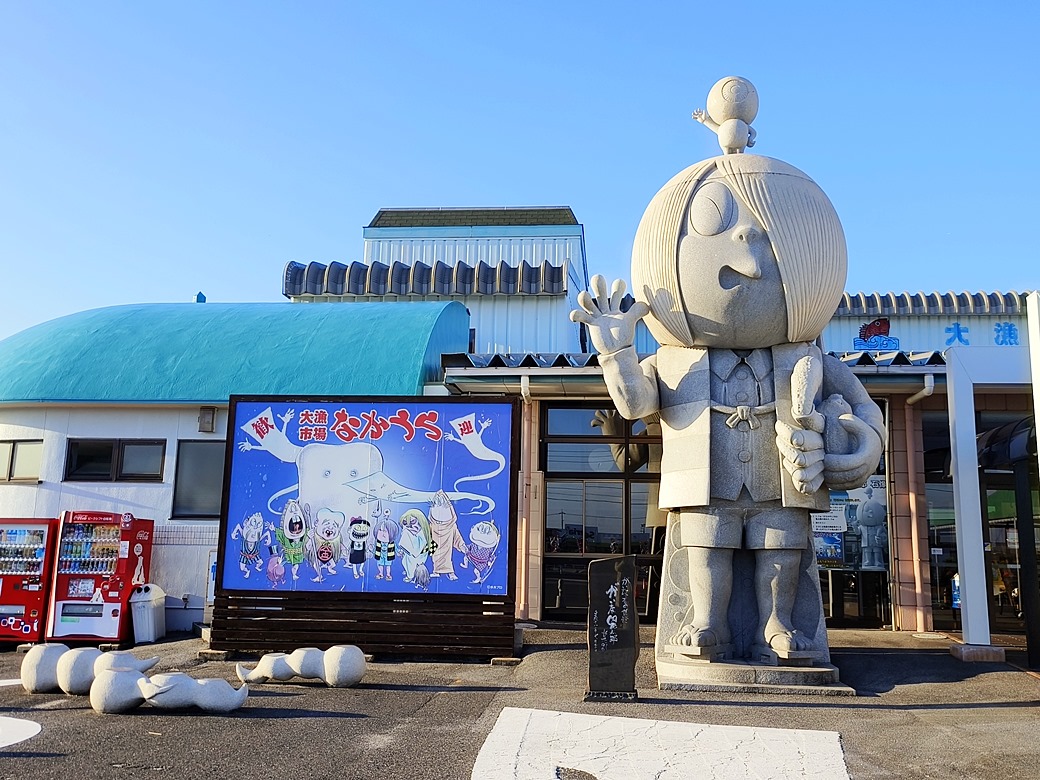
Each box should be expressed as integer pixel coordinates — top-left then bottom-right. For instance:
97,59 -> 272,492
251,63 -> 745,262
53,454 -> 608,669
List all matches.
517,375 -> 533,620
903,377 -> 934,632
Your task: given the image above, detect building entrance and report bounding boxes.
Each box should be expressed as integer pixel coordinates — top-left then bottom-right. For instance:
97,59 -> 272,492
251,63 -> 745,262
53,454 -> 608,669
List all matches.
540,404 -> 664,622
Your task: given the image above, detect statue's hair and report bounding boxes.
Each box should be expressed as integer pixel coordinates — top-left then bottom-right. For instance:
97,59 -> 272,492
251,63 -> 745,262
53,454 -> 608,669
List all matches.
631,155 -> 847,346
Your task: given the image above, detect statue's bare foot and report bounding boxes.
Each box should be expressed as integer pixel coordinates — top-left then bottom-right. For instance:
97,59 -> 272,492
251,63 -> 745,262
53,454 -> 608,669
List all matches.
672,625 -> 729,648
765,627 -> 813,652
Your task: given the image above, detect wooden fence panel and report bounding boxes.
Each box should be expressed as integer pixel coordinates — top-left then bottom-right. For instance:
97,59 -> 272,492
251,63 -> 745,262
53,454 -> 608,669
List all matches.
210,592 -> 516,657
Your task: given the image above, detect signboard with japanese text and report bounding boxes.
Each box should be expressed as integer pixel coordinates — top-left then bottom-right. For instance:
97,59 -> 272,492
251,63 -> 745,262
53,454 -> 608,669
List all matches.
585,555 -> 639,700
812,532 -> 845,569
821,314 -> 1028,354
219,396 -> 518,598
811,475 -> 888,570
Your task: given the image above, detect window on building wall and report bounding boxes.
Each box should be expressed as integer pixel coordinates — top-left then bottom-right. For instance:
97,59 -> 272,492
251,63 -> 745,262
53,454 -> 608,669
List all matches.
172,440 -> 226,519
541,404 -> 664,618
0,440 -> 43,481
64,439 -> 166,481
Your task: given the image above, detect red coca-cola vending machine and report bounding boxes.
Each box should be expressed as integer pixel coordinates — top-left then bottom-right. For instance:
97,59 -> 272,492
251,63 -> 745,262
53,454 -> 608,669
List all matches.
0,518 -> 59,643
46,510 -> 154,643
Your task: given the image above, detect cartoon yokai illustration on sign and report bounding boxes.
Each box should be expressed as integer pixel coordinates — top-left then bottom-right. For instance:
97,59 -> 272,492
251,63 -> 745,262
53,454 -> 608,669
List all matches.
221,398 -> 515,597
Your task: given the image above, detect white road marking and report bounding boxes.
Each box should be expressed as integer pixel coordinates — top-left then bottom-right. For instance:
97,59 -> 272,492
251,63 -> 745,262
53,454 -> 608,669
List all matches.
0,716 -> 42,749
473,707 -> 850,780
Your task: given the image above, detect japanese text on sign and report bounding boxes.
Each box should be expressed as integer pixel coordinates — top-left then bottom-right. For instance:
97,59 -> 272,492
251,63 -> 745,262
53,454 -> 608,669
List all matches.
250,407 -> 444,444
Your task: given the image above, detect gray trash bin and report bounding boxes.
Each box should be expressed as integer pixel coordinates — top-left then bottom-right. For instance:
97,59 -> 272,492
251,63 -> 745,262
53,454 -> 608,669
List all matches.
129,584 -> 167,643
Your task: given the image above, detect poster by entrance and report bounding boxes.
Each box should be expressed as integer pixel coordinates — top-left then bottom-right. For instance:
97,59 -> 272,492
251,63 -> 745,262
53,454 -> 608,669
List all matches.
220,396 -> 517,597
811,474 -> 888,570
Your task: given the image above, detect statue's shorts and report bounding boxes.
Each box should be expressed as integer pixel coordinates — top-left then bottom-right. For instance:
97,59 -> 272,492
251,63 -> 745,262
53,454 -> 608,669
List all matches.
673,499 -> 809,550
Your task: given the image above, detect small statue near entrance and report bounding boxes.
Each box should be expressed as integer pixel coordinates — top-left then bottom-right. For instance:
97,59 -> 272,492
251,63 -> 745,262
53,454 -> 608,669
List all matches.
571,76 -> 885,687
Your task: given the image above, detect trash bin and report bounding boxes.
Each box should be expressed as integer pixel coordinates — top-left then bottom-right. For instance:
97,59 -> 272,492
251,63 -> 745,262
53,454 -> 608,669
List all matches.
129,584 -> 166,643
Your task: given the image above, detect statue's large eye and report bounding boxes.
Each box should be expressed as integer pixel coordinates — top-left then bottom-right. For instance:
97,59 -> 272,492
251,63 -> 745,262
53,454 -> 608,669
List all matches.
688,182 -> 736,237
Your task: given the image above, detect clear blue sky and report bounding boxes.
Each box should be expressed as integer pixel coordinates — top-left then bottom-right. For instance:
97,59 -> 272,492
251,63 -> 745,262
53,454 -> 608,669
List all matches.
2,2 -> 1037,341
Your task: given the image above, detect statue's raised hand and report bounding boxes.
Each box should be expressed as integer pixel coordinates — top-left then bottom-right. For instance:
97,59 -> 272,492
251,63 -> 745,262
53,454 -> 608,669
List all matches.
569,275 -> 649,355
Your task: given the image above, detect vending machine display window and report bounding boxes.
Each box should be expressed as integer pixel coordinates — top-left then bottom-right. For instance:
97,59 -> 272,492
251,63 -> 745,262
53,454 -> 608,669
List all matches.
67,578 -> 96,599
0,518 -> 59,642
61,603 -> 104,618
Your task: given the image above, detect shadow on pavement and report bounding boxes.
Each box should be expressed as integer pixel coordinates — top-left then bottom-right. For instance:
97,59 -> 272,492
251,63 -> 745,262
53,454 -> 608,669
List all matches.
0,751 -> 66,759
635,696 -> 1040,711
832,646 -> 1013,692
358,682 -> 526,693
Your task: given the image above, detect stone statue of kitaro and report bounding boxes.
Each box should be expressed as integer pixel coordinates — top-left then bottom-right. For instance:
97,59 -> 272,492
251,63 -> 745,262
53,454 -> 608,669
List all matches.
571,76 -> 884,686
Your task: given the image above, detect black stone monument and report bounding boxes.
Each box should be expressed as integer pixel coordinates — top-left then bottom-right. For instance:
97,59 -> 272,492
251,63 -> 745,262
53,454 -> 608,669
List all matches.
584,555 -> 639,701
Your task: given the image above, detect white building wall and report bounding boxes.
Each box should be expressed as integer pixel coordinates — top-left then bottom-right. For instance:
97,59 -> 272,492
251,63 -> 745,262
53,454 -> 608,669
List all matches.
467,297 -> 582,353
0,404 -> 228,631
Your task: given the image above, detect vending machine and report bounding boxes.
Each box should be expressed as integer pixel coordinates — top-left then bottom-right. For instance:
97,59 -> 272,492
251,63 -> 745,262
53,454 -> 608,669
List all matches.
46,510 -> 154,642
0,518 -> 59,643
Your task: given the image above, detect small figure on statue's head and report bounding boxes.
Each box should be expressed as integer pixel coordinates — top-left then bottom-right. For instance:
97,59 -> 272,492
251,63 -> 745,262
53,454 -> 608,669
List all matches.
692,75 -> 759,154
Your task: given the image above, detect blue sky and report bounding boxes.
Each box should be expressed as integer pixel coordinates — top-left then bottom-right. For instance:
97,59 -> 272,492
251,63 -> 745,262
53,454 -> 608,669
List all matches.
2,2 -> 1037,341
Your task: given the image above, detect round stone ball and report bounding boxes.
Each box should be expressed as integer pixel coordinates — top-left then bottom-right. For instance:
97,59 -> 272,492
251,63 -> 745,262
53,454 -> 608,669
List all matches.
90,668 -> 147,714
706,76 -> 759,124
323,644 -> 367,687
717,118 -> 752,151
21,643 -> 69,693
56,647 -> 102,695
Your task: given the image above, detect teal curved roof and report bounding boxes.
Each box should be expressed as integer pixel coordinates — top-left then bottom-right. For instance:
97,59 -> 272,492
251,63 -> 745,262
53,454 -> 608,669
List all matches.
0,302 -> 470,404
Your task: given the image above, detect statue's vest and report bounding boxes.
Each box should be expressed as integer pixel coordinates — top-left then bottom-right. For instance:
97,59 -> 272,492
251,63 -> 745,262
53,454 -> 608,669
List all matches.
653,342 -> 830,512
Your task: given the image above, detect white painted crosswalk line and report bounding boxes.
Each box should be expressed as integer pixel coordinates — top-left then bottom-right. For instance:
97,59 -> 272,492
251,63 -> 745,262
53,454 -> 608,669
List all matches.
0,716 -> 42,749
473,707 -> 850,780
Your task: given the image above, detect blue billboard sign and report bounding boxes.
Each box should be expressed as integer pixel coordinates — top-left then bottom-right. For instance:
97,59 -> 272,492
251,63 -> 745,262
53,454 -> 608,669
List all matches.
220,396 -> 517,597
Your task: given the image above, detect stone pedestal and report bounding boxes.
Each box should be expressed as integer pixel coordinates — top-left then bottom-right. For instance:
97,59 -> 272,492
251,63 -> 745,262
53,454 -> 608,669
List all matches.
949,643 -> 1006,662
655,515 -> 844,693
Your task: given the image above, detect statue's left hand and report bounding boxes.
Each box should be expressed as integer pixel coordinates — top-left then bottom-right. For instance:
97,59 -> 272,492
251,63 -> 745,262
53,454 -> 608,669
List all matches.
821,414 -> 884,489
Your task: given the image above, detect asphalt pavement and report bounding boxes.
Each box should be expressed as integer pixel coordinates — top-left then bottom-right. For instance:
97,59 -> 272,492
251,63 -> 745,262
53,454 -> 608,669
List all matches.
1,626 -> 1038,780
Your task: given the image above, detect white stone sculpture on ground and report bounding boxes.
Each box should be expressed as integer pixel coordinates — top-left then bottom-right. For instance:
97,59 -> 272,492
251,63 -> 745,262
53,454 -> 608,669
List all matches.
236,645 -> 366,687
571,76 -> 885,689
20,643 -> 70,693
90,668 -> 149,714
90,669 -> 249,714
94,650 -> 160,676
56,647 -> 103,695
144,673 -> 249,712
22,645 -> 161,695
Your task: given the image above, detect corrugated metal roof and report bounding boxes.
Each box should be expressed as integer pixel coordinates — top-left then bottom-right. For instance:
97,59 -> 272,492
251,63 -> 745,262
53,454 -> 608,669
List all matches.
284,258 -> 568,298
442,350 -> 946,370
0,302 -> 470,404
836,291 -> 1027,317
368,207 -> 578,228
441,350 -> 949,397
832,350 -> 947,367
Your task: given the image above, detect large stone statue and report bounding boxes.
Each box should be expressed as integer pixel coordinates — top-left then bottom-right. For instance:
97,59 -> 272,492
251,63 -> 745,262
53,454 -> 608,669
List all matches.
571,76 -> 884,687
